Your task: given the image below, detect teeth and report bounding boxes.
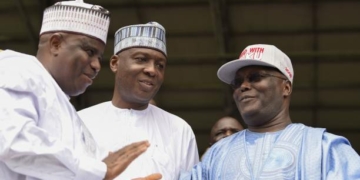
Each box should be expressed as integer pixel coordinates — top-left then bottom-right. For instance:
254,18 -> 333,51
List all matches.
142,81 -> 151,85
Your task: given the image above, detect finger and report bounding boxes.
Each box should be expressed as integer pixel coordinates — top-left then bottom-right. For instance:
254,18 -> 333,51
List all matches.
131,173 -> 162,180
111,142 -> 150,174
113,140 -> 150,157
145,173 -> 162,180
103,141 -> 151,180
120,142 -> 149,162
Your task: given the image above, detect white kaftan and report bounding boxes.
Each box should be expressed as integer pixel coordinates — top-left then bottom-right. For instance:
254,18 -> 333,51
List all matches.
0,50 -> 106,180
78,101 -> 199,180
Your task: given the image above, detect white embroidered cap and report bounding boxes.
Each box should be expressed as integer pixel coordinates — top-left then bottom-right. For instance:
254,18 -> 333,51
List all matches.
114,22 -> 167,56
40,0 -> 110,44
217,44 -> 294,84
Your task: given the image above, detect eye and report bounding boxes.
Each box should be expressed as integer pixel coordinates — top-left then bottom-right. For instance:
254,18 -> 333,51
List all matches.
135,57 -> 147,62
231,77 -> 244,90
231,129 -> 240,133
248,72 -> 263,83
86,49 -> 95,56
156,63 -> 165,70
215,131 -> 224,136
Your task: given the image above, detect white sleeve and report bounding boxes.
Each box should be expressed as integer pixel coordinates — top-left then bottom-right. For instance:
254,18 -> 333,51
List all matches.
180,125 -> 200,173
0,87 -> 106,180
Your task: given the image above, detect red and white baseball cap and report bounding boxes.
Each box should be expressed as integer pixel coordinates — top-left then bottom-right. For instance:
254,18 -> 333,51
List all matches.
217,44 -> 294,84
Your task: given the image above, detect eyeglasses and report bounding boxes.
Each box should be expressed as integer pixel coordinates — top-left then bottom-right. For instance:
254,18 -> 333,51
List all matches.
230,72 -> 288,90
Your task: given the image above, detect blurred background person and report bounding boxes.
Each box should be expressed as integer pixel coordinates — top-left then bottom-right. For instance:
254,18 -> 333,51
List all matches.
201,116 -> 244,160
209,116 -> 244,146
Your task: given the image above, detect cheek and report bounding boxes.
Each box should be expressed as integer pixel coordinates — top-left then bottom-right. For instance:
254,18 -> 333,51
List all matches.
156,71 -> 165,82
74,57 -> 90,73
257,84 -> 282,106
232,90 -> 240,101
215,135 -> 223,142
254,83 -> 272,98
116,71 -> 133,88
232,90 -> 244,110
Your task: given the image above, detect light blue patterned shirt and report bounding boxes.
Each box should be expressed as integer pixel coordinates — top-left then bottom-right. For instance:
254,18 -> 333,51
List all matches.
180,123 -> 360,180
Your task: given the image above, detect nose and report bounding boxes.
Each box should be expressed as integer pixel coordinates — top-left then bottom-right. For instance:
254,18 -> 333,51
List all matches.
90,58 -> 101,74
144,62 -> 156,77
225,129 -> 235,137
240,79 -> 251,92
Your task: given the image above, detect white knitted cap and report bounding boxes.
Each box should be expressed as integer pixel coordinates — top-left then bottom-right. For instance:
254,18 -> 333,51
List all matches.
114,22 -> 167,56
40,0 -> 110,44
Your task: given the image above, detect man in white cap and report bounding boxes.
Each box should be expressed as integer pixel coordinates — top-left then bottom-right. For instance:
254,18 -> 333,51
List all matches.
78,22 -> 199,180
180,44 -> 360,179
0,1 -> 159,180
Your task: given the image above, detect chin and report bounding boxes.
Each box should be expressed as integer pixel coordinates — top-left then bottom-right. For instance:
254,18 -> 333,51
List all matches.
137,91 -> 156,101
135,96 -> 152,104
67,86 -> 88,97
240,109 -> 260,120
67,91 -> 83,97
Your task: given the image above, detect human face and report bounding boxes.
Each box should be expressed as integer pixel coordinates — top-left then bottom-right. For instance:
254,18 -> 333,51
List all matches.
110,48 -> 166,109
50,33 -> 104,96
232,66 -> 289,126
210,117 -> 243,145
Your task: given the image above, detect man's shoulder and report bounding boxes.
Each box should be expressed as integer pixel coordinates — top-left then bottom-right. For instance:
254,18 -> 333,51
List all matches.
0,50 -> 42,74
299,124 -> 353,148
0,50 -> 37,63
149,105 -> 191,127
78,101 -> 110,117
0,50 -> 47,91
322,131 -> 351,146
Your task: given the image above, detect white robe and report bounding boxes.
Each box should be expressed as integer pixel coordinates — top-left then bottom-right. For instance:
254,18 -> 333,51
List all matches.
78,101 -> 199,180
0,50 -> 106,180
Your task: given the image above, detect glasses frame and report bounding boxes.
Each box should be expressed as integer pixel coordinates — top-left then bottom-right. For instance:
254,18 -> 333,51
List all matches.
230,72 -> 288,90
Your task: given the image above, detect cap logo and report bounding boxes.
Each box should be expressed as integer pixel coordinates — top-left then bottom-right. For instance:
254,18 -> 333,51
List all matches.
239,47 -> 264,60
285,67 -> 293,78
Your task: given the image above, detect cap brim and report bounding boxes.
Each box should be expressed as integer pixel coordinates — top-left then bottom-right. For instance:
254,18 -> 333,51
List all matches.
217,59 -> 277,84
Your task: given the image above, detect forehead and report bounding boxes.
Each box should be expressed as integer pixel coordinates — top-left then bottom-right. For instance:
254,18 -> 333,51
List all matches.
123,47 -> 166,61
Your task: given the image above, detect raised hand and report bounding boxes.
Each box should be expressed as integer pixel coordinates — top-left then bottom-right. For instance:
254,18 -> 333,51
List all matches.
103,140 -> 150,180
132,173 -> 162,180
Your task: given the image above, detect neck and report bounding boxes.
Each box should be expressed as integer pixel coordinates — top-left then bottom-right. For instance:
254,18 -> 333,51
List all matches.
245,107 -> 292,133
111,93 -> 149,110
247,120 -> 291,133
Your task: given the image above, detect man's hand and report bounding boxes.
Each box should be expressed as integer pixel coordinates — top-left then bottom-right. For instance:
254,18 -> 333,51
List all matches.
132,173 -> 162,180
103,140 -> 150,180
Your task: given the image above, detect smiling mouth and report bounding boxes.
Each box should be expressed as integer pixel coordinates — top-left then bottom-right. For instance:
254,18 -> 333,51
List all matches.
84,73 -> 96,80
140,80 -> 154,86
240,96 -> 254,101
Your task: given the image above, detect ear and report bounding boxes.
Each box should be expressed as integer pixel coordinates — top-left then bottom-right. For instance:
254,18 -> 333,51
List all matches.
49,33 -> 63,56
110,55 -> 119,73
283,81 -> 292,97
